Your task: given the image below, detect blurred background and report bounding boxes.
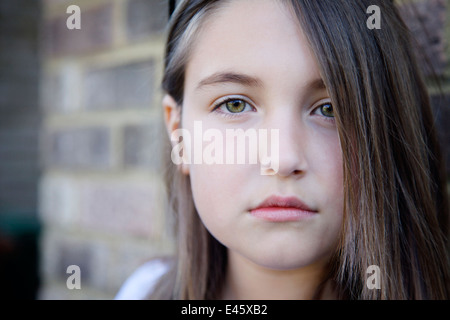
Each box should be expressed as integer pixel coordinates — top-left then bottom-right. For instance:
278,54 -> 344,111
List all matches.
0,0 -> 449,299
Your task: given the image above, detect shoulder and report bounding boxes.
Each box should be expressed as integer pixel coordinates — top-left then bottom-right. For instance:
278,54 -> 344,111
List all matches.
115,258 -> 171,300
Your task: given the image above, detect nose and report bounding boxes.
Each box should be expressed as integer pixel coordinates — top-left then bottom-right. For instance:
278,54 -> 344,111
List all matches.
262,111 -> 307,178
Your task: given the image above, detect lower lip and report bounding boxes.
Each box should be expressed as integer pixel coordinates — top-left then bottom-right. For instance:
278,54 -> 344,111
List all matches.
250,207 -> 316,222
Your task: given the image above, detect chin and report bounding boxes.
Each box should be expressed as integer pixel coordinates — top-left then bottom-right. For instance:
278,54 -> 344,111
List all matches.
248,249 -> 328,271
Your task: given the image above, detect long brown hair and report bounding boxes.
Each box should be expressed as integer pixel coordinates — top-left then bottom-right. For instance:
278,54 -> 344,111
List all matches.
153,0 -> 450,299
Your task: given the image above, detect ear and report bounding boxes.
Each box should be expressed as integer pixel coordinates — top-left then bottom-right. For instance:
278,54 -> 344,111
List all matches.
163,94 -> 181,136
162,94 -> 190,175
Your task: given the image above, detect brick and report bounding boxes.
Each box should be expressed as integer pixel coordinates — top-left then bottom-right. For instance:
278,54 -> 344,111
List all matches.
41,64 -> 83,113
43,0 -> 73,6
126,0 -> 168,41
38,283 -> 107,300
40,231 -> 92,283
39,230 -> 119,294
123,121 -> 164,170
89,240 -> 117,291
57,240 -> 92,283
78,180 -> 160,238
45,127 -> 112,169
83,60 -> 155,110
398,0 -> 447,76
41,74 -> 62,113
43,3 -> 113,56
58,63 -> 83,113
38,175 -> 79,227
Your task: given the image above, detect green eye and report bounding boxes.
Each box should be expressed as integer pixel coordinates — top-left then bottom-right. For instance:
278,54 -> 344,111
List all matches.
319,103 -> 334,118
225,99 -> 246,113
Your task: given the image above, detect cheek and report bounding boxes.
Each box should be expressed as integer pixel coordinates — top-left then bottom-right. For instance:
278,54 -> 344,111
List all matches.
306,137 -> 344,252
310,131 -> 343,182
189,163 -> 249,225
325,144 -> 344,192
307,132 -> 344,210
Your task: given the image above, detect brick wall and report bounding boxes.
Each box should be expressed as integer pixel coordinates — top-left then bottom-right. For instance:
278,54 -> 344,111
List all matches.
0,0 -> 41,299
37,0 -> 450,300
38,0 -> 173,299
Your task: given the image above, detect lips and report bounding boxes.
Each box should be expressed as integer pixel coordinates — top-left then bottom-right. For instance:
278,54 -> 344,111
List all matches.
249,195 -> 318,222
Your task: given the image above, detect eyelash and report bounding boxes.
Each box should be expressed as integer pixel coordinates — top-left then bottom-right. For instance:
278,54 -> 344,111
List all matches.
311,101 -> 336,124
211,97 -> 335,123
212,96 -> 255,119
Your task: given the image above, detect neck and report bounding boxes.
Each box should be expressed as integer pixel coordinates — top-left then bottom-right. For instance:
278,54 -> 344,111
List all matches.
221,250 -> 337,300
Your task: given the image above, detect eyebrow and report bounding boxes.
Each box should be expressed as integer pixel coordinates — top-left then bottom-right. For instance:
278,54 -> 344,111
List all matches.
196,72 -> 264,90
306,78 -> 327,91
196,71 -> 327,92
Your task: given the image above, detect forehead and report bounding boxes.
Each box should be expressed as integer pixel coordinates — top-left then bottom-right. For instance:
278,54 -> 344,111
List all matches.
184,0 -> 321,92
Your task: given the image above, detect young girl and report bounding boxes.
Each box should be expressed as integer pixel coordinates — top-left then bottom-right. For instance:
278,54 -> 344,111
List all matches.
116,0 -> 450,300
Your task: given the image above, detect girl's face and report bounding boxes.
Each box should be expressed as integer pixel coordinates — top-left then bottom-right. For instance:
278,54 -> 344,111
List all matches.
172,0 -> 344,271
